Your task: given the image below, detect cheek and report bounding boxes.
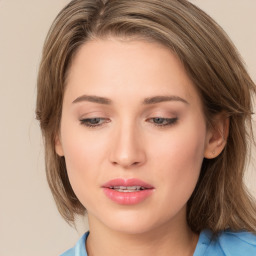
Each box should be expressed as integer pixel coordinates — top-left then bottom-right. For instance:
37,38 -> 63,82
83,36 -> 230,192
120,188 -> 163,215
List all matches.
61,114 -> 108,167
59,120 -> 107,201
153,119 -> 206,168
150,120 -> 206,204
62,137 -> 104,211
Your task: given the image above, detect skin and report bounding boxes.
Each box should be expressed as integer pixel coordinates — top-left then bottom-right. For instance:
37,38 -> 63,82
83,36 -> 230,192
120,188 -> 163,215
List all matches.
56,38 -> 227,256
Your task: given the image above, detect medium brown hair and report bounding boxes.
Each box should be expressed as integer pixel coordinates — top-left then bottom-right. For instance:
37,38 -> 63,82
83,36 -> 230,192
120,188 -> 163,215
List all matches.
36,0 -> 256,233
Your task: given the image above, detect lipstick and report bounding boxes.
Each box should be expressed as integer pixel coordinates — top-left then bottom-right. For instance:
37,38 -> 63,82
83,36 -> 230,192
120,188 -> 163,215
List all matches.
102,178 -> 154,205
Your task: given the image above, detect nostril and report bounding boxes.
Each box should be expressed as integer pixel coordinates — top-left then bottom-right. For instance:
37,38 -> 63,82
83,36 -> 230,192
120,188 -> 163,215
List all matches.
111,160 -> 141,168
109,140 -> 146,167
112,161 -> 138,165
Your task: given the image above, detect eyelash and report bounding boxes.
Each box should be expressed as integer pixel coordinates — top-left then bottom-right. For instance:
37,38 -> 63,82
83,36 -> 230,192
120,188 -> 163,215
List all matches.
147,117 -> 178,127
79,118 -> 110,128
79,117 -> 178,128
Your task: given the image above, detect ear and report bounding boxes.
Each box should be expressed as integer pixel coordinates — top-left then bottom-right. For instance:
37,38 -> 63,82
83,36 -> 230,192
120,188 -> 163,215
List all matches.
55,133 -> 64,157
204,113 -> 229,159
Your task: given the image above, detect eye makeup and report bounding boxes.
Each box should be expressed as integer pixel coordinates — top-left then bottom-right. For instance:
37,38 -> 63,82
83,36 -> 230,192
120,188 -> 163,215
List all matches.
146,117 -> 178,127
79,117 -> 111,128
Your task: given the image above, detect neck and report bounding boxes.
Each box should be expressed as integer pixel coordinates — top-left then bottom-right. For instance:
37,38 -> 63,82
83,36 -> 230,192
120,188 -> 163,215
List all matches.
86,212 -> 198,256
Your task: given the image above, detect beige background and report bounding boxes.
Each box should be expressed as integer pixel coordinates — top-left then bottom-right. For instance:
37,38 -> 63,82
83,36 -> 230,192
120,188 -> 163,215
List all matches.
0,0 -> 255,255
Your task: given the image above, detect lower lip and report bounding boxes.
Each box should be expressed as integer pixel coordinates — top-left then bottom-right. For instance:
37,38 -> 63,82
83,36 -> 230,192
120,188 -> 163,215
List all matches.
103,188 -> 154,205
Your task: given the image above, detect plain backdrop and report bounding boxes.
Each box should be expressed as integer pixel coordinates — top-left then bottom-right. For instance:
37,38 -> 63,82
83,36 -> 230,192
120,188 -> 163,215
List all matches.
0,0 -> 255,255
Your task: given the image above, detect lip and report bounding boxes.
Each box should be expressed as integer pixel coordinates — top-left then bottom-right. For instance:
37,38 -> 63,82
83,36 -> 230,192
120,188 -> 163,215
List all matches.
102,178 -> 154,189
102,178 -> 155,205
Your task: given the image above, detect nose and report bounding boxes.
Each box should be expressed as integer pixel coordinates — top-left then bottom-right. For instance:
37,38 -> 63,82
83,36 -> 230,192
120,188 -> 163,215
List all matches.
109,122 -> 146,168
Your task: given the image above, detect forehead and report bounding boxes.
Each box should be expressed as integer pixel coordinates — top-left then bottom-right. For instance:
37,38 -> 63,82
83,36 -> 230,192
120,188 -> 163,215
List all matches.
65,38 -> 201,106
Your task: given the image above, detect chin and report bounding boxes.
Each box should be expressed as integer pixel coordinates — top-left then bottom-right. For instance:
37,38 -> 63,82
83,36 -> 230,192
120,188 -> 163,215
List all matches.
108,220 -> 155,235
99,208 -> 175,235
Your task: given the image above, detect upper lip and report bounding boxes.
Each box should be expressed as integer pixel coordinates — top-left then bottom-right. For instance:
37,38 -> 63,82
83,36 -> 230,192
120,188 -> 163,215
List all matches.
102,178 -> 154,189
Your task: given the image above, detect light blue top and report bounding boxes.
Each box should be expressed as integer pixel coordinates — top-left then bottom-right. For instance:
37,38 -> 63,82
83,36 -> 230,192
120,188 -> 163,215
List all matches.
60,229 -> 256,256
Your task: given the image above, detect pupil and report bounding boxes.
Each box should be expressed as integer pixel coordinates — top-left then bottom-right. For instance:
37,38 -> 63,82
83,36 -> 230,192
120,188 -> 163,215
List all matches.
154,118 -> 164,124
91,118 -> 100,124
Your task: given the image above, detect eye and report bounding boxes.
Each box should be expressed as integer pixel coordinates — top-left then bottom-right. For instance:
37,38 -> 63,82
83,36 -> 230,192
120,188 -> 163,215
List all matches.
147,117 -> 178,127
79,118 -> 110,128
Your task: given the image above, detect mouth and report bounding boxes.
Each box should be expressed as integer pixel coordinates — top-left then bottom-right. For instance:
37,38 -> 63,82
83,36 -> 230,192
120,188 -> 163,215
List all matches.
108,186 -> 148,192
102,178 -> 154,205
102,178 -> 154,190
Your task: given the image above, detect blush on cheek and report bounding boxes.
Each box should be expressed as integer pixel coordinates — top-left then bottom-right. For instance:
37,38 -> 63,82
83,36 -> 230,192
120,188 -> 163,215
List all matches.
158,129 -> 205,198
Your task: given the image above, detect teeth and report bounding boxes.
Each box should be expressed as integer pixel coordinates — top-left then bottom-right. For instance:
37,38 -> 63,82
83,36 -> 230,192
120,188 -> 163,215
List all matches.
110,186 -> 145,192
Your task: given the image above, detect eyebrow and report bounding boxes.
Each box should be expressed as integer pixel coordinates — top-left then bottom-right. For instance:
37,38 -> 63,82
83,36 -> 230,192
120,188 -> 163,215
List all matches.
72,94 -> 189,105
143,95 -> 189,105
72,95 -> 112,105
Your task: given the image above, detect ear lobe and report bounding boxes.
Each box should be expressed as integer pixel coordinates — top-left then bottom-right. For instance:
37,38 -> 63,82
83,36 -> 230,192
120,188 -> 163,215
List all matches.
55,134 -> 64,157
204,113 -> 229,159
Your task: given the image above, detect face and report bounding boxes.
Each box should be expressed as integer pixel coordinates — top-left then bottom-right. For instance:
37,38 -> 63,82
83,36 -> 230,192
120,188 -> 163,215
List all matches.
56,38 -> 215,235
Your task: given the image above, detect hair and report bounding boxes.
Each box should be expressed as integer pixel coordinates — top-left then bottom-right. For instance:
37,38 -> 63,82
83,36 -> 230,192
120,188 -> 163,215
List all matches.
36,0 -> 256,234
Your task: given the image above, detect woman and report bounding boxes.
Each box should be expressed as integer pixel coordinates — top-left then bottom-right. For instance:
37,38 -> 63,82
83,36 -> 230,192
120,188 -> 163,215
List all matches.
36,0 -> 256,255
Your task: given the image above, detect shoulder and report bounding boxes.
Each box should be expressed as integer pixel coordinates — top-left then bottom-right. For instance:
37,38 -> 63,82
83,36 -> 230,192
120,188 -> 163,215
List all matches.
194,229 -> 256,256
59,232 -> 89,256
216,230 -> 256,255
